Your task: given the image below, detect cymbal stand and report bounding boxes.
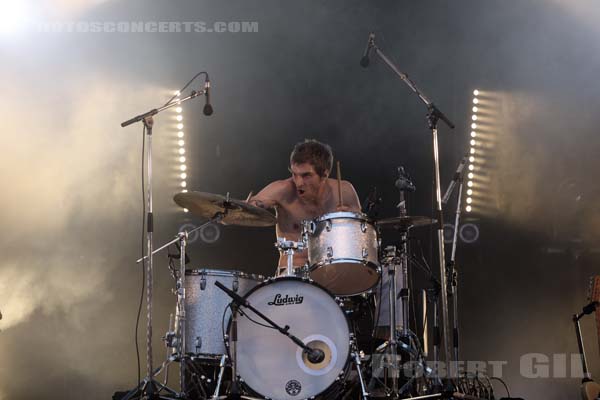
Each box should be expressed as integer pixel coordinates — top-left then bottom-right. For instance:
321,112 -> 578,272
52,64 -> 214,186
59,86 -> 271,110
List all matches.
395,166 -> 416,340
365,32 -> 455,379
120,74 -> 208,400
441,153 -> 468,379
380,246 -> 400,396
275,238 -> 305,276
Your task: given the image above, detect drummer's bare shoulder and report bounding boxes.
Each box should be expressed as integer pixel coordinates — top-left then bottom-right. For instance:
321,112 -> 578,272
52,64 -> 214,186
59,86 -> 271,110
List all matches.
249,179 -> 296,209
326,178 -> 361,212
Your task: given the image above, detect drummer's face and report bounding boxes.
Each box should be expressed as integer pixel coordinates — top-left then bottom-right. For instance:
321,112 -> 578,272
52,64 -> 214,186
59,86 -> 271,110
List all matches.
290,162 -> 326,200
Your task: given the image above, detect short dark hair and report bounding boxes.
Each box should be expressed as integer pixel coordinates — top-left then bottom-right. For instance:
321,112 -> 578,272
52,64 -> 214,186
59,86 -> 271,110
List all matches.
290,139 -> 333,177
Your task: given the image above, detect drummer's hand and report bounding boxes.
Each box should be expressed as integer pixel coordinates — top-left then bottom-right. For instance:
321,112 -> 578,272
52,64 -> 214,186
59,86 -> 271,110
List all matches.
336,204 -> 352,212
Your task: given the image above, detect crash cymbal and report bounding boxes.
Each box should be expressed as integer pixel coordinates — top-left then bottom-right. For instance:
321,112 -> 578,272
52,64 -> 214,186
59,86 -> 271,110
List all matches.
173,191 -> 276,227
376,215 -> 437,230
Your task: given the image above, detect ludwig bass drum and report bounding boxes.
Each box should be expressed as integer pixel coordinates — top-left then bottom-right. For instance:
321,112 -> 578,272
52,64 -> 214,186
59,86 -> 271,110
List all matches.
231,277 -> 351,400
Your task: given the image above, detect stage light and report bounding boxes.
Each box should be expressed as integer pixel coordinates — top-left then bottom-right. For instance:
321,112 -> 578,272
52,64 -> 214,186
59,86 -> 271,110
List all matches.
468,164 -> 474,171
177,123 -> 184,130
468,172 -> 474,179
467,189 -> 473,196
473,89 -> 479,96
181,181 -> 187,188
179,156 -> 186,163
174,90 -> 181,96
466,205 -> 472,212
177,131 -> 184,138
182,189 -> 188,193
0,2 -> 30,34
470,148 -> 475,154
178,148 -> 185,155
471,123 -> 477,129
470,131 -> 476,138
184,208 -> 189,213
180,165 -> 187,171
469,156 -> 475,162
175,107 -> 183,113
473,98 -> 479,104
470,139 -> 476,146
472,115 -> 478,121
180,173 -> 187,179
176,115 -> 183,122
472,106 -> 478,113
178,140 -> 185,147
467,181 -> 473,187
466,197 -> 472,204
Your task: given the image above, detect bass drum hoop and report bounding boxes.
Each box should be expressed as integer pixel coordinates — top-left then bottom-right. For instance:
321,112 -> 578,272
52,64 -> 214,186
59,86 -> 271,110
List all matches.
225,276 -> 353,399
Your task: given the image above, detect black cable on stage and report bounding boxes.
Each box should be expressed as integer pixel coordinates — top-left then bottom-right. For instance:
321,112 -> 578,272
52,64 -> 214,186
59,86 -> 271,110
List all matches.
221,303 -> 229,346
238,307 -> 278,330
162,71 -> 208,107
134,125 -> 146,388
489,376 -> 511,398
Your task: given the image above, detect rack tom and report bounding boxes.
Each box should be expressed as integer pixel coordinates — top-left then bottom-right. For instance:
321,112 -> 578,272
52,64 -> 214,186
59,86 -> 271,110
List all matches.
303,212 -> 380,296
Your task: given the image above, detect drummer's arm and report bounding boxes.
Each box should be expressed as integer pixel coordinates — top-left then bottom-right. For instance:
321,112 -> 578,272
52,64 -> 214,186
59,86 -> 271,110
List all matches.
337,181 -> 362,213
248,180 -> 286,210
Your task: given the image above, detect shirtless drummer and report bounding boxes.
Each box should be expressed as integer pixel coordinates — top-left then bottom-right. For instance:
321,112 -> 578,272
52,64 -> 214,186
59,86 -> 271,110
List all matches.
249,139 -> 361,275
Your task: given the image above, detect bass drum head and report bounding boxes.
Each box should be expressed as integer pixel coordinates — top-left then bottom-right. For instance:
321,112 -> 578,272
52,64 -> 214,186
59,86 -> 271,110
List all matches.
234,277 -> 350,400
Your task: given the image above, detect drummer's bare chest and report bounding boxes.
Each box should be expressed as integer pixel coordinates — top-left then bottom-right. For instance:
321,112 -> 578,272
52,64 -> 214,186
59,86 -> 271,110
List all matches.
277,198 -> 337,235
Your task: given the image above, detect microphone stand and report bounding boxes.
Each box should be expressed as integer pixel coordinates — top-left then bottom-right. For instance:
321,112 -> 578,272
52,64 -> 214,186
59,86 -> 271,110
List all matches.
120,81 -> 207,400
214,281 -> 322,360
365,33 -> 455,382
441,155 -> 468,380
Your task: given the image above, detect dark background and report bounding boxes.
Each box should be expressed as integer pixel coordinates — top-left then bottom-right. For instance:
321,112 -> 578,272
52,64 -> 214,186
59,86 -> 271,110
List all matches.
1,1 -> 599,399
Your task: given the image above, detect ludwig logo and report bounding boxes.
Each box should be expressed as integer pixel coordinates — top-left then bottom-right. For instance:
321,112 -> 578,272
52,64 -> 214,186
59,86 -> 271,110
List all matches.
267,293 -> 304,306
285,379 -> 302,396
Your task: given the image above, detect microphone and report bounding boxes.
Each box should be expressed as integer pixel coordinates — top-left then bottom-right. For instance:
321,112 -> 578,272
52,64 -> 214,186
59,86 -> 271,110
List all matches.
202,76 -> 213,116
395,166 -> 416,192
362,187 -> 381,218
583,301 -> 599,315
441,154 -> 468,204
360,32 -> 375,68
305,347 -> 325,364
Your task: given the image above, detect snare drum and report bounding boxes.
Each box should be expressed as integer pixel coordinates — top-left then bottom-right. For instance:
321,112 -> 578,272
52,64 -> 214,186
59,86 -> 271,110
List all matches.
232,277 -> 351,400
184,269 -> 264,358
303,212 -> 380,296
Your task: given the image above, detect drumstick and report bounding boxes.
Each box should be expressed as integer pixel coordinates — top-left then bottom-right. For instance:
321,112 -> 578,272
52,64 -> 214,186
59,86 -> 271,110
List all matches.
245,191 -> 253,203
336,161 -> 343,207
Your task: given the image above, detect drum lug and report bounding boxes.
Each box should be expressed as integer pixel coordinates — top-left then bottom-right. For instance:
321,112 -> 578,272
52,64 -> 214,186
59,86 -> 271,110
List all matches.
362,248 -> 368,259
195,336 -> 202,352
200,276 -> 206,290
327,246 -> 334,259
233,276 -> 239,292
360,221 -> 367,233
325,220 -> 332,232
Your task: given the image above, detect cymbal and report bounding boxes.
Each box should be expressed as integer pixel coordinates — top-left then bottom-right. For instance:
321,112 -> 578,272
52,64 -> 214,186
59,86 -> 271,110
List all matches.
376,215 -> 437,230
173,191 -> 276,227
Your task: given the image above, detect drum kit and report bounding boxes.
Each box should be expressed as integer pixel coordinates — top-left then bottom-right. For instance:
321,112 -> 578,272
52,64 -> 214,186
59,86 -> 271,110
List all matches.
116,165 -> 463,400
116,33 -> 484,399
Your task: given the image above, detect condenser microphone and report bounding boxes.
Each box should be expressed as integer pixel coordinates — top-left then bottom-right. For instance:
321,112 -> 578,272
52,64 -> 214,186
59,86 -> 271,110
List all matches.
202,76 -> 213,116
305,347 -> 325,364
360,32 -> 375,68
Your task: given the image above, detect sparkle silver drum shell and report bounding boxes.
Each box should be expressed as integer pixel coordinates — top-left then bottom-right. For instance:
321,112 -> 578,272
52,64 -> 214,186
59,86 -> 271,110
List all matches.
232,277 -> 351,400
184,269 -> 264,357
304,212 -> 380,296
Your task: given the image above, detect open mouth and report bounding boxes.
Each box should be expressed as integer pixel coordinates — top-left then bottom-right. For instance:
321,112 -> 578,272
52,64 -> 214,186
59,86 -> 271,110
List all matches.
297,189 -> 306,196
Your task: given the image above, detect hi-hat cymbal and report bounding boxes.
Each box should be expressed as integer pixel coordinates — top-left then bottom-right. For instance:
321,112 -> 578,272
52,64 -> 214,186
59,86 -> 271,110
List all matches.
173,191 -> 276,227
376,215 -> 437,230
